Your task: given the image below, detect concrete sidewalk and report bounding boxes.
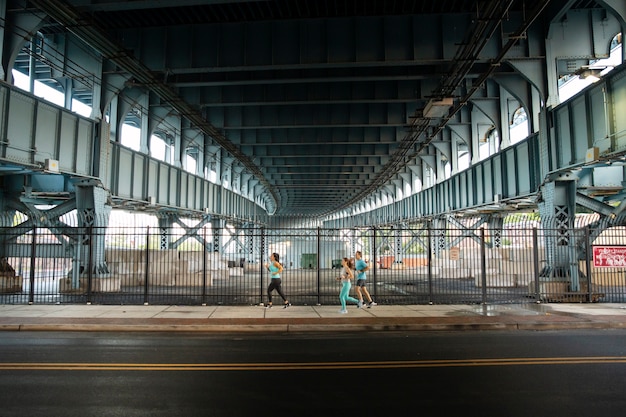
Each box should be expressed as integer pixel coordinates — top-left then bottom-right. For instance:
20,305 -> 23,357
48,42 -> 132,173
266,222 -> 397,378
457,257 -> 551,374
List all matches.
1,303 -> 626,333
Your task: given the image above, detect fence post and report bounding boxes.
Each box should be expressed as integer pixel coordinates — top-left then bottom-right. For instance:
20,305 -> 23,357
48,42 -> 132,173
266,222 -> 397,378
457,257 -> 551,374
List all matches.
28,225 -> 36,305
202,226 -> 207,306
427,223 -> 433,305
144,226 -> 150,305
533,228 -> 541,303
86,225 -> 93,305
480,227 -> 487,304
316,227 -> 321,306
584,226 -> 592,302
371,226 -> 377,300
260,227 -> 265,305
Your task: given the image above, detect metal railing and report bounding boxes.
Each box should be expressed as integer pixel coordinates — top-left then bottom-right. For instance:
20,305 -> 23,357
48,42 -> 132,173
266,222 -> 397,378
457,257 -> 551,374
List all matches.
1,223 -> 625,305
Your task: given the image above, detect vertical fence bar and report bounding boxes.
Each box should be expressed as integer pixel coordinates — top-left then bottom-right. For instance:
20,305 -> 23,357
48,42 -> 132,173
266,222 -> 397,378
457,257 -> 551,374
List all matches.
28,225 -> 36,305
144,226 -> 149,305
86,225 -> 93,305
202,226 -> 207,306
533,227 -> 541,303
480,227 -> 487,304
316,227 -> 321,306
427,223 -> 433,305
260,227 -> 265,305
584,226 -> 592,302
372,226 -> 377,300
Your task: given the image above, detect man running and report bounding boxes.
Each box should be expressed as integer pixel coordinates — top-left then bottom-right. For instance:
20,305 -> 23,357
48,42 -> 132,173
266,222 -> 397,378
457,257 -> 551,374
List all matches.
354,251 -> 377,308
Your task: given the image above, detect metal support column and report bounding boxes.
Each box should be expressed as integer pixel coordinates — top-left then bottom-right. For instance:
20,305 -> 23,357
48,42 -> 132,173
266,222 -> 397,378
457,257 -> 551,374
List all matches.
245,225 -> 256,266
158,216 -> 173,250
488,215 -> 504,249
0,194 -> 16,254
538,176 -> 580,290
75,184 -> 112,277
259,227 -> 266,304
395,225 -> 404,265
432,217 -> 447,258
211,219 -> 224,254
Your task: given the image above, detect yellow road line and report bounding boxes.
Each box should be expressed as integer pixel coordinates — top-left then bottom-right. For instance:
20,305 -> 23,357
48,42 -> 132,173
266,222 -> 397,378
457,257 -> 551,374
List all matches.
1,356 -> 626,371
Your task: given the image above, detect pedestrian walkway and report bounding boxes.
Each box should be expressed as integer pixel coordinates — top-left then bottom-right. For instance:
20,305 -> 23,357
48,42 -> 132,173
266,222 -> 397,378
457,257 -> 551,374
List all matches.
1,303 -> 626,333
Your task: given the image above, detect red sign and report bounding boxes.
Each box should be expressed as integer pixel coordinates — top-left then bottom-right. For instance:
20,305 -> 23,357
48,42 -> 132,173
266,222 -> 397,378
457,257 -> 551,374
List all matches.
593,246 -> 626,267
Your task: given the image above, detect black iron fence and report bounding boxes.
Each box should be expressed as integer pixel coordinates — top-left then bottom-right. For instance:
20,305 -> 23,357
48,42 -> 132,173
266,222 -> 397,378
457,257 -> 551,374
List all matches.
1,222 -> 626,305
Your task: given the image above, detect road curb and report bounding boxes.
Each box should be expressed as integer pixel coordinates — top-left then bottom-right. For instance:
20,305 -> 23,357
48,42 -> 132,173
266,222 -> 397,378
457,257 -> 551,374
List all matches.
0,320 -> 618,333
516,321 -> 611,331
16,323 -> 292,333
287,323 -> 520,332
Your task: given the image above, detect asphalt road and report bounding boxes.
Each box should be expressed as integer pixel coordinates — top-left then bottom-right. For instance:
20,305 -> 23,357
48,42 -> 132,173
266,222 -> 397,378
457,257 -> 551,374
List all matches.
1,330 -> 626,416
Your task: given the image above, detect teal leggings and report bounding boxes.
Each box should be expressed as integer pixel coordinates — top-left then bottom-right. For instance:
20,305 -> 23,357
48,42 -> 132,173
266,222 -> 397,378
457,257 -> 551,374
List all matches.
339,280 -> 359,310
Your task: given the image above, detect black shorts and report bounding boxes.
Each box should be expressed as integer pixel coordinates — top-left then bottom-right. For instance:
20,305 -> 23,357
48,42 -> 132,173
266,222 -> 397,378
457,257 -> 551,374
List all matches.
355,279 -> 367,287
